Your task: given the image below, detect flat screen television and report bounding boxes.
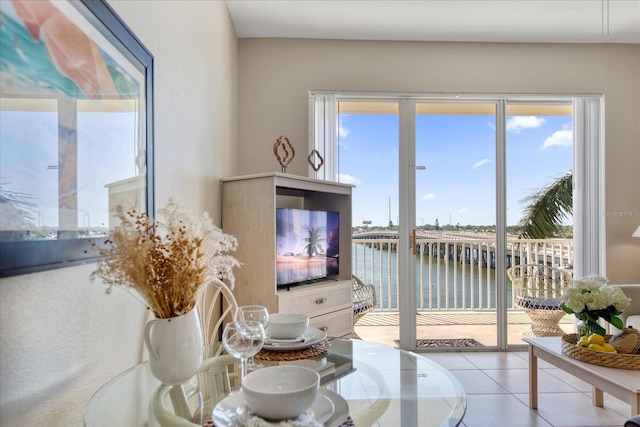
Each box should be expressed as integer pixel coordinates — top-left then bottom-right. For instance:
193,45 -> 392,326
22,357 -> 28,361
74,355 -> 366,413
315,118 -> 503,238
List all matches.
275,208 -> 339,288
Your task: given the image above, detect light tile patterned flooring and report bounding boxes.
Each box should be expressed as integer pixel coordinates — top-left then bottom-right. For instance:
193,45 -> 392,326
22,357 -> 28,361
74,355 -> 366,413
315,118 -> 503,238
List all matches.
354,313 -> 633,427
427,351 -> 631,427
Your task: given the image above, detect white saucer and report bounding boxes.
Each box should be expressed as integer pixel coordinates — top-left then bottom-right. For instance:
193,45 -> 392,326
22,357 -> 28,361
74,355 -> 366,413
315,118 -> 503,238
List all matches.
266,335 -> 307,343
212,389 -> 336,426
262,327 -> 327,352
320,389 -> 349,427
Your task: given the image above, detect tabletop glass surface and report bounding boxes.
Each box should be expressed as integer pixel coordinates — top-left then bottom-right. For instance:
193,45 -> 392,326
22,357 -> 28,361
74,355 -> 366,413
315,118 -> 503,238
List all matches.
85,338 -> 466,427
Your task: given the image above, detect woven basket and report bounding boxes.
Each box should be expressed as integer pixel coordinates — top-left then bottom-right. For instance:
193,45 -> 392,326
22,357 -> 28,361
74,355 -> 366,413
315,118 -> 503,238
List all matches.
561,334 -> 640,370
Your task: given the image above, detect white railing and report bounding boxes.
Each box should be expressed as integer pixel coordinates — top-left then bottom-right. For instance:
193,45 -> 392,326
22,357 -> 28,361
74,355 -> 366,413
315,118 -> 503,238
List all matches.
352,234 -> 573,311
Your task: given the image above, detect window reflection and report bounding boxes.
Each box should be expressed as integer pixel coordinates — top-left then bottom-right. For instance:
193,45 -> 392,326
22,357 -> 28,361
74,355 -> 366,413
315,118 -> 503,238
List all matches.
0,99 -> 145,241
0,0 -> 147,244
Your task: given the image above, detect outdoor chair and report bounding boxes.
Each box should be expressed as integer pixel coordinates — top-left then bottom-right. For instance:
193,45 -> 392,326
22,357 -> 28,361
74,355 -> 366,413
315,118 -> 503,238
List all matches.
352,274 -> 376,325
507,264 -> 573,337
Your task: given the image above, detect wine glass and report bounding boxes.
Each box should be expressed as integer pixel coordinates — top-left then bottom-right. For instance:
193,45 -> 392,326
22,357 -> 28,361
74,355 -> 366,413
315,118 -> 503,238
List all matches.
235,306 -> 269,371
235,305 -> 269,328
222,321 -> 265,381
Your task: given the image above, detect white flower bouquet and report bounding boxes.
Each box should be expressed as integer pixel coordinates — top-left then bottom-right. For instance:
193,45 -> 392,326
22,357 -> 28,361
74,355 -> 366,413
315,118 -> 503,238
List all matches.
561,275 -> 630,336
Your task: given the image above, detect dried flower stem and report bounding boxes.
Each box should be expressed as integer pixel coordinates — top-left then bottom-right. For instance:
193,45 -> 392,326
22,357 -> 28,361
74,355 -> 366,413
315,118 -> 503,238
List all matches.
90,200 -> 240,318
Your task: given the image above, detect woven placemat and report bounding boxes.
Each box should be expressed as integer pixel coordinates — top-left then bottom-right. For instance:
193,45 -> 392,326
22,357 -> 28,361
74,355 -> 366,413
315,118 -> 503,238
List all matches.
255,339 -> 331,361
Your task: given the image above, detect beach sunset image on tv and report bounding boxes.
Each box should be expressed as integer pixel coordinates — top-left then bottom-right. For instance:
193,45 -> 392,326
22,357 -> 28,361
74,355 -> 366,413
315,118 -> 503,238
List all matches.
275,208 -> 339,287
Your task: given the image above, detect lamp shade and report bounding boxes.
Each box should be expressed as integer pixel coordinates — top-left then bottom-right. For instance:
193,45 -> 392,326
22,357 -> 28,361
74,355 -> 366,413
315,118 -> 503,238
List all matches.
633,225 -> 640,238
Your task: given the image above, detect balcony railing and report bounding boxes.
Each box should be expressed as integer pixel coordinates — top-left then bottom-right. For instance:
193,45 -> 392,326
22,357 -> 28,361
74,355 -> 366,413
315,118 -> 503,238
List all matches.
352,232 -> 573,312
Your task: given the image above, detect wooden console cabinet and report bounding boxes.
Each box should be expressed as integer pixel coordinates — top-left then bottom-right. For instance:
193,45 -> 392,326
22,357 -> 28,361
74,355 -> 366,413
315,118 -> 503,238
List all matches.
221,173 -> 354,337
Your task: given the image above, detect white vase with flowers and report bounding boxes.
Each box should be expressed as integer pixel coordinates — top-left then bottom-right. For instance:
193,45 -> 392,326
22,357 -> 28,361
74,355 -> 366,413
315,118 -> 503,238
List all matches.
560,275 -> 630,338
90,200 -> 240,384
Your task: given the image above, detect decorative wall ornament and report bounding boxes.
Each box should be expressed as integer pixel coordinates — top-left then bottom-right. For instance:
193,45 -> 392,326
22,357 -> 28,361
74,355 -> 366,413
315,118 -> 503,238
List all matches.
307,149 -> 324,179
273,135 -> 295,173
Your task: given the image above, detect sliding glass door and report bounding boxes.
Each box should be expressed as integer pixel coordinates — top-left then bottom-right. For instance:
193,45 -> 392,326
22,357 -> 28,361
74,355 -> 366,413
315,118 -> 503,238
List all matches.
505,101 -> 574,345
413,102 -> 499,349
313,92 -> 591,351
339,101 -> 401,344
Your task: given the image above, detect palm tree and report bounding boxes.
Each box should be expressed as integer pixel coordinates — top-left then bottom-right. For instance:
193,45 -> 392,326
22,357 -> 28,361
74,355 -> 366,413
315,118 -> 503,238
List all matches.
303,227 -> 325,257
516,171 -> 573,239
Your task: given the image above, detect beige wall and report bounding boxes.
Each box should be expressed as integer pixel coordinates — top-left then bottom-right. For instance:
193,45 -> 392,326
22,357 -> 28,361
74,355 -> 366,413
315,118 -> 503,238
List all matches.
0,1 -> 238,425
237,38 -> 640,283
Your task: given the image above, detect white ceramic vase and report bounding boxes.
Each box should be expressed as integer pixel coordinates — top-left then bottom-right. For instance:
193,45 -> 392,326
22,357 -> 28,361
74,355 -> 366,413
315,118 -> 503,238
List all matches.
144,305 -> 203,385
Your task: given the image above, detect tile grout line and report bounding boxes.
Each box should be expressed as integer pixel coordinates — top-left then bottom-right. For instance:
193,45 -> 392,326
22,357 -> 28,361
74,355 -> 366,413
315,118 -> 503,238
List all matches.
426,350 -> 632,427
460,351 -> 598,427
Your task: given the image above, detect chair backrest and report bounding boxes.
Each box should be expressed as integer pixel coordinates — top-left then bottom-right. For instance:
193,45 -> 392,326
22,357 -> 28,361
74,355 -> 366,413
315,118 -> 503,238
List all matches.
197,278 -> 238,359
150,354 -> 239,427
507,264 -> 573,300
352,274 -> 377,324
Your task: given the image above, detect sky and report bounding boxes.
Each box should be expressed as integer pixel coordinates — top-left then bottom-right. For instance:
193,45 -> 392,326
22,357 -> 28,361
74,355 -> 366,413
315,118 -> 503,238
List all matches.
337,111 -> 573,228
0,1 -> 145,231
1,111 -> 138,228
2,109 -> 571,231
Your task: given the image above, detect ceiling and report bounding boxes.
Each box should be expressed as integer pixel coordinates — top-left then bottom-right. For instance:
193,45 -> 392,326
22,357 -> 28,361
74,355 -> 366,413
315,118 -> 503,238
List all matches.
225,0 -> 640,44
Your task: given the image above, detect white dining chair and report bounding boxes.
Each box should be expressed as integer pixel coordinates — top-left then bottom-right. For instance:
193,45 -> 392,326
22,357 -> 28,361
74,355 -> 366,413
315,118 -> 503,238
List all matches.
150,354 -> 239,426
198,278 -> 239,358
149,278 -> 240,426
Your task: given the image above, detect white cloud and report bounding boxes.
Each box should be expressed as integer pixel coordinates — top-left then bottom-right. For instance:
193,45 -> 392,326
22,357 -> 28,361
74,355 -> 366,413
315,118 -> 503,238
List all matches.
337,114 -> 350,140
507,116 -> 546,133
338,124 -> 350,140
422,193 -> 436,201
541,129 -> 572,150
338,173 -> 360,185
458,208 -> 469,214
473,159 -> 491,169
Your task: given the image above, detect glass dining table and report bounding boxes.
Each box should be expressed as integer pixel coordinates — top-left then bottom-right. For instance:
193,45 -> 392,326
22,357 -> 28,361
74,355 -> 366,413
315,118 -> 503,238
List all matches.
85,338 -> 466,427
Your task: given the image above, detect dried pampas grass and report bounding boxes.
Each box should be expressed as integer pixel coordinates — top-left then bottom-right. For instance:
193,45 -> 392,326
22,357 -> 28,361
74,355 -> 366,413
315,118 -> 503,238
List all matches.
90,200 -> 240,319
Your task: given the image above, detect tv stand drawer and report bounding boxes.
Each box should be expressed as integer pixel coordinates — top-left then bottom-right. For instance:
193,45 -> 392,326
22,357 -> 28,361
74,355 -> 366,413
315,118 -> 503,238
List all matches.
278,281 -> 351,317
310,308 -> 353,338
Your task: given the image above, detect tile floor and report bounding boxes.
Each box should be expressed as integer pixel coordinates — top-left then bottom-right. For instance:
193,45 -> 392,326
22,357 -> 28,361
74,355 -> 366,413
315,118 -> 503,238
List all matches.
424,350 -> 632,427
353,316 -> 634,426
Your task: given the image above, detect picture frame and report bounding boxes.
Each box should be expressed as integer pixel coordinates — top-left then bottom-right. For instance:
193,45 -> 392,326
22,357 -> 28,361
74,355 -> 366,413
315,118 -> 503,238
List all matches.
0,0 -> 154,277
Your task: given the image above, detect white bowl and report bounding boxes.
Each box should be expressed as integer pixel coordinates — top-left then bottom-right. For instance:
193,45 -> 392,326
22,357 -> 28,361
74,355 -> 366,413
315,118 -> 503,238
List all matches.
267,313 -> 309,339
242,365 -> 320,420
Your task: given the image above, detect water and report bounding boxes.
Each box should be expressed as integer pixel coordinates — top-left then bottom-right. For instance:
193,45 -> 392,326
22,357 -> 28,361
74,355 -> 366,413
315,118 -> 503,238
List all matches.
352,242 -> 514,310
